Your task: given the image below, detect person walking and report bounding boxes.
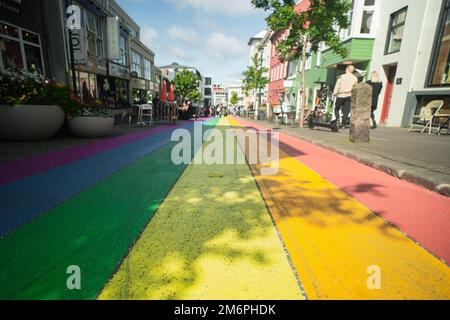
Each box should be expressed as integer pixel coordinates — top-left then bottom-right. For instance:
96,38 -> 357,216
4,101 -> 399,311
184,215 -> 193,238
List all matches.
332,65 -> 358,128
366,71 -> 383,129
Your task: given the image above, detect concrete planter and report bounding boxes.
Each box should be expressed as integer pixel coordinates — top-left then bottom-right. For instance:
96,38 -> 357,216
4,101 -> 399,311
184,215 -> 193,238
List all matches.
68,116 -> 114,139
0,104 -> 65,141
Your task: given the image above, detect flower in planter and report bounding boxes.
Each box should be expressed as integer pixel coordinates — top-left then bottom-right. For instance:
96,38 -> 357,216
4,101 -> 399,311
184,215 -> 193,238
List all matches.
0,69 -> 49,105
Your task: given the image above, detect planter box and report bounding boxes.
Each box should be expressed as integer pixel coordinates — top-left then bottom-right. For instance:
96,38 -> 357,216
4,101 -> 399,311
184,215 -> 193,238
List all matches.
0,105 -> 65,142
68,116 -> 114,139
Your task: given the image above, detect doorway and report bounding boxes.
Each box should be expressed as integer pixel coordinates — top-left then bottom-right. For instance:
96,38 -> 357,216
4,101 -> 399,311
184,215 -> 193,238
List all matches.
380,65 -> 397,124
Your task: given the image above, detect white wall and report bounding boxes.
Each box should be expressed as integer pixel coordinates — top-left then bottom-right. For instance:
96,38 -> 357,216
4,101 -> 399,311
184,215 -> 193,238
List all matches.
370,0 -> 444,127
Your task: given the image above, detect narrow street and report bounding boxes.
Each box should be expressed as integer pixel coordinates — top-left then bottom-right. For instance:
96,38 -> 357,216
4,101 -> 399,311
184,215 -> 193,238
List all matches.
0,118 -> 448,300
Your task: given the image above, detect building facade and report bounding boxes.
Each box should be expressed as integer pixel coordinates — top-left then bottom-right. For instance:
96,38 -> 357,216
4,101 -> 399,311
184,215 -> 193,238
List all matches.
245,30 -> 269,111
288,0 -> 380,119
0,0 -> 67,82
370,0 -> 450,127
129,38 -> 155,104
212,84 -> 228,107
268,30 -> 288,108
1,0 -> 158,108
227,80 -> 244,107
202,76 -> 212,107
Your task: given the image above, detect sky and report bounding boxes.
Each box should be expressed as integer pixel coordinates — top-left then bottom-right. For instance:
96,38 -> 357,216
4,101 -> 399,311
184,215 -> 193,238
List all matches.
116,0 -> 268,86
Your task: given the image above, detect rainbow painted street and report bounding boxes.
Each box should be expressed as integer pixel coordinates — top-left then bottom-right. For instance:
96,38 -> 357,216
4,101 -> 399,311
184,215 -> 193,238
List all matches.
0,117 -> 449,300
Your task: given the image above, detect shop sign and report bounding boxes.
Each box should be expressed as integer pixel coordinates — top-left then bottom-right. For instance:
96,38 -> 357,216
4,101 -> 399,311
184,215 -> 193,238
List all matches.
76,56 -> 107,75
0,0 -> 22,14
70,29 -> 87,64
109,63 -> 130,79
132,78 -> 146,90
107,17 -> 120,60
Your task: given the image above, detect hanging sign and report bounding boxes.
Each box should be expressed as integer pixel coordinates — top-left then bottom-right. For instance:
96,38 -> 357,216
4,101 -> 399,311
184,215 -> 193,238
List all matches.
107,16 -> 120,60
70,28 -> 87,64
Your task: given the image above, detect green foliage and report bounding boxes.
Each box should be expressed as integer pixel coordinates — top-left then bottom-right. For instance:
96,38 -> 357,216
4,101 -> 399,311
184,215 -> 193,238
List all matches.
242,53 -> 269,96
173,69 -> 202,103
230,91 -> 239,106
251,0 -> 351,61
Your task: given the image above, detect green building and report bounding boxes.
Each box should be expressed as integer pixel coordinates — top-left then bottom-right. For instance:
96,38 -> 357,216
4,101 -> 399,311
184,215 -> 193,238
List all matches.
285,0 -> 379,118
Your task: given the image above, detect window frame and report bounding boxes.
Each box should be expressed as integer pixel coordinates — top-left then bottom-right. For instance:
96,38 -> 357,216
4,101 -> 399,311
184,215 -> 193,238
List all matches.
385,6 -> 408,55
131,50 -> 142,78
427,0 -> 450,87
0,20 -> 45,75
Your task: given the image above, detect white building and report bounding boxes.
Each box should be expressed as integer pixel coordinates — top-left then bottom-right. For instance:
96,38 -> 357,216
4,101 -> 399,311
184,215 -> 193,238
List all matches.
369,0 -> 450,127
212,84 -> 228,107
202,76 -> 213,107
227,80 -> 244,107
246,30 -> 271,114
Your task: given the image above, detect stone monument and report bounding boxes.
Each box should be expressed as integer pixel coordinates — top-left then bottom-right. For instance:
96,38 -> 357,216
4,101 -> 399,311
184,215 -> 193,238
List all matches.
350,83 -> 372,143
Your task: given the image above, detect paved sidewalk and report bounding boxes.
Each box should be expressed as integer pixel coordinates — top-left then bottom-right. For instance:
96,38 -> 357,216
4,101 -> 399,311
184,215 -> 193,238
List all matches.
242,117 -> 450,197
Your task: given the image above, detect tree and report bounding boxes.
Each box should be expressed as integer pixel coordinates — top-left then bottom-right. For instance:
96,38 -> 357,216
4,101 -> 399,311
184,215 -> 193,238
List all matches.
230,91 -> 239,106
173,69 -> 202,104
251,0 -> 351,127
242,53 -> 269,119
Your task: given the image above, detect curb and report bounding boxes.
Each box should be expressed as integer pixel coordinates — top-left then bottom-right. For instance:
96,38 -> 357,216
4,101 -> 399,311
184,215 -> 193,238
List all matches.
291,135 -> 450,198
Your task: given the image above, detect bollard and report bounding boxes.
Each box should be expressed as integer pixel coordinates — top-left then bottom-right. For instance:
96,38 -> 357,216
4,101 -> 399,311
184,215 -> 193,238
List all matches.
350,83 -> 372,143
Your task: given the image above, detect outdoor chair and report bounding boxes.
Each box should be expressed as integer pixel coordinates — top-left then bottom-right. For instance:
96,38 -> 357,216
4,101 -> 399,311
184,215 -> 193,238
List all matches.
139,104 -> 154,127
432,104 -> 450,135
408,100 -> 444,134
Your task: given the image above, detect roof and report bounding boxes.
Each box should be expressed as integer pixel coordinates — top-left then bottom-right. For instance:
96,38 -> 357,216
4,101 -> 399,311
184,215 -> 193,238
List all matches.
248,30 -> 268,45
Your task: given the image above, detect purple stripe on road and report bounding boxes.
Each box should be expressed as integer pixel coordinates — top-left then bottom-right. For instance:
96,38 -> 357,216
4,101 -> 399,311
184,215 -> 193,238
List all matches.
0,123 -> 187,186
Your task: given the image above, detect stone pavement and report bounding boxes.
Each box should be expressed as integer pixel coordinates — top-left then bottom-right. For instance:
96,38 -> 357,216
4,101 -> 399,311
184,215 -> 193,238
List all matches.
242,117 -> 450,197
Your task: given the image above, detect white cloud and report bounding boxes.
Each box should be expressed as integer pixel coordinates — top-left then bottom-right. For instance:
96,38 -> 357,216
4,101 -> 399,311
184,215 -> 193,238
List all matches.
167,26 -> 201,45
166,0 -> 255,16
205,32 -> 248,61
167,45 -> 194,62
140,27 -> 159,49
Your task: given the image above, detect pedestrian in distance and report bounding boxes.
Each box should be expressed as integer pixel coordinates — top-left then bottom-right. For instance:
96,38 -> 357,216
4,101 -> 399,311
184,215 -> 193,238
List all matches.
332,65 -> 358,128
366,71 -> 383,129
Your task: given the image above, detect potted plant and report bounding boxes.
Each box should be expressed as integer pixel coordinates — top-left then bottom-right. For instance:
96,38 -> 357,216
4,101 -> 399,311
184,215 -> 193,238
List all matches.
67,95 -> 114,139
0,69 -> 65,141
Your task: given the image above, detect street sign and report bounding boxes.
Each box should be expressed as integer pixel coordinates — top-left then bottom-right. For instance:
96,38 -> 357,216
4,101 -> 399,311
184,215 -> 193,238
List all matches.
107,17 -> 120,60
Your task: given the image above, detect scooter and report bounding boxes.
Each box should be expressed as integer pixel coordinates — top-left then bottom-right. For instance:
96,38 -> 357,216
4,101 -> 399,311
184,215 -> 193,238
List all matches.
307,106 -> 339,132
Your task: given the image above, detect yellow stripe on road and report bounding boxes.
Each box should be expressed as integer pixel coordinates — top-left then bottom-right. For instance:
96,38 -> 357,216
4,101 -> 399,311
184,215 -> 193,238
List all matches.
99,119 -> 304,300
229,117 -> 450,300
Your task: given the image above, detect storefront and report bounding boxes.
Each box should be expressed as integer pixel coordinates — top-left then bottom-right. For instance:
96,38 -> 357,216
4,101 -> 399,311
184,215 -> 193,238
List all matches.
131,77 -> 153,105
108,62 -> 130,107
0,0 -> 57,76
370,0 -> 450,127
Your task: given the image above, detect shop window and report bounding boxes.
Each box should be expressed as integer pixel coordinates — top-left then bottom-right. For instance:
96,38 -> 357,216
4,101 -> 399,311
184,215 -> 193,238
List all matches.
385,7 -> 408,55
0,21 -> 43,74
0,38 -> 23,70
429,0 -> 450,86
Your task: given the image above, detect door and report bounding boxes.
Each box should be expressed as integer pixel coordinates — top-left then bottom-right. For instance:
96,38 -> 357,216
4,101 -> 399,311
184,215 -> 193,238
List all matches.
380,65 -> 397,124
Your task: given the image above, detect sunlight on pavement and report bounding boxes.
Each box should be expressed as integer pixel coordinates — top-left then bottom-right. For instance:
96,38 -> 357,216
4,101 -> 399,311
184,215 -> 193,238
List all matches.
229,117 -> 450,300
99,118 -> 304,300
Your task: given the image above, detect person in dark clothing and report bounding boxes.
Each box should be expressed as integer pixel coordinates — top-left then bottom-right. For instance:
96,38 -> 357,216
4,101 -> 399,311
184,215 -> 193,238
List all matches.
366,71 -> 383,129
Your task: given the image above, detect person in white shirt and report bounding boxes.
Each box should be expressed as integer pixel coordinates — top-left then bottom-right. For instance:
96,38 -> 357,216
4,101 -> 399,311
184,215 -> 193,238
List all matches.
332,65 -> 358,127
